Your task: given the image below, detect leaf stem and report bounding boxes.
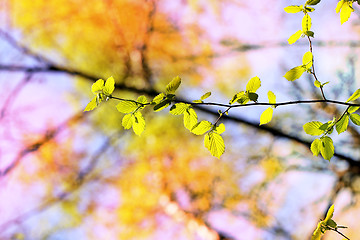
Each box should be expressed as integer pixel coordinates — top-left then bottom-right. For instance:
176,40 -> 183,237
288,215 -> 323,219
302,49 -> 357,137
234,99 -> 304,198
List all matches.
328,226 -> 350,240
307,35 -> 326,100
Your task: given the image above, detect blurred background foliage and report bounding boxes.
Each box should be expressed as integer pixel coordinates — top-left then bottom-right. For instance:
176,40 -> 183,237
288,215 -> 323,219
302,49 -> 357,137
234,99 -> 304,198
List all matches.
1,0 -> 360,239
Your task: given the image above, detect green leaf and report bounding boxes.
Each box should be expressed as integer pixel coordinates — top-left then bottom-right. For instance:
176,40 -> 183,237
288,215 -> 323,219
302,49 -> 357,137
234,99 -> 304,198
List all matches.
324,205 -> 334,222
191,120 -> 212,135
103,76 -> 115,95
154,99 -> 171,112
246,76 -> 261,92
166,76 -> 181,94
152,93 -> 165,104
284,66 -> 306,81
91,79 -> 104,94
288,30 -> 303,45
304,30 -> 314,37
132,111 -> 145,136
327,219 -> 337,228
319,122 -> 330,131
348,106 -> 359,113
310,138 -> 321,156
200,92 -> 211,100
268,91 -> 276,104
122,114 -> 133,129
184,108 -> 198,130
346,89 -> 360,103
306,0 -> 321,6
303,121 -> 324,136
350,113 -> 360,125
137,95 -> 147,104
260,107 -> 273,125
116,101 -> 138,113
204,132 -> 225,158
320,136 -> 334,160
170,103 -> 190,115
84,97 -> 97,112
302,14 -> 312,32
284,5 -> 303,13
229,91 -> 249,105
248,92 -> 258,102
336,114 -> 349,134
214,123 -> 226,134
304,6 -> 315,12
302,51 -> 313,69
340,1 -> 354,24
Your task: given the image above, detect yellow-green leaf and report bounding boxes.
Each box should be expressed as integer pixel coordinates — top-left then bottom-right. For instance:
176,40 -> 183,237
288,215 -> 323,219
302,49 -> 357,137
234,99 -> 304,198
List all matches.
103,76 -> 115,95
170,103 -> 190,115
122,114 -> 133,129
348,106 -> 359,113
229,91 -> 248,105
132,112 -> 145,136
306,0 -> 321,6
303,121 -> 324,136
311,138 -> 321,156
302,14 -> 312,32
268,91 -> 276,105
324,205 -> 334,222
84,97 -> 97,112
284,66 -> 305,81
311,222 -> 324,240
302,51 -> 313,69
314,80 -> 321,88
350,113 -> 360,125
260,107 -> 273,125
154,100 -> 171,112
335,114 -> 349,134
116,101 -> 138,113
152,93 -> 165,104
166,76 -> 181,94
200,92 -> 211,100
246,76 -> 261,92
346,89 -> 360,103
320,136 -> 334,160
191,120 -> 212,135
336,0 -> 344,13
137,95 -> 147,104
214,123 -> 225,134
284,5 -> 303,13
184,107 -> 198,130
204,132 -> 225,158
91,79 -> 104,94
288,30 -> 303,44
340,1 -> 354,24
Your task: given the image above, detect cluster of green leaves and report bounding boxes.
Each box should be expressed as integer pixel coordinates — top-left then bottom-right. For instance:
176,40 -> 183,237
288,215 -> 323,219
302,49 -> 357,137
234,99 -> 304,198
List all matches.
311,205 -> 348,240
229,76 -> 277,125
283,0 -> 359,162
284,51 -> 313,82
84,76 -> 115,111
284,0 -> 319,44
336,0 -> 358,24
84,75 -> 280,158
306,91 -> 360,160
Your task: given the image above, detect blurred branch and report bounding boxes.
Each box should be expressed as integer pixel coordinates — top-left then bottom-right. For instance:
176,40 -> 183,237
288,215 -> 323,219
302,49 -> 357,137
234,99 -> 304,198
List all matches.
0,73 -> 32,120
0,131 -> 118,234
1,62 -> 360,168
0,111 -> 87,177
0,31 -> 359,169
